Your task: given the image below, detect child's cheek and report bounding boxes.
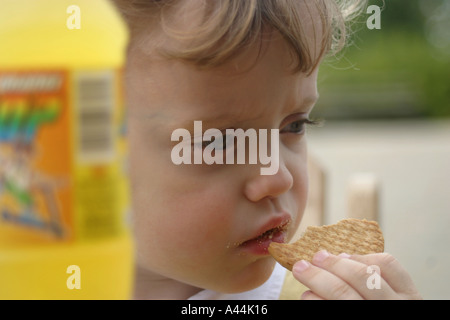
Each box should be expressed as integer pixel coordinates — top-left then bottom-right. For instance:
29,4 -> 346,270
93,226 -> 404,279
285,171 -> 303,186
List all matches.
143,188 -> 234,262
287,149 -> 309,238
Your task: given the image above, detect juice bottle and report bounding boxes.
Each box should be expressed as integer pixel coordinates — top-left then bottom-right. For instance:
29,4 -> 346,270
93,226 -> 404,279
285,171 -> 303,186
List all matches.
0,0 -> 133,299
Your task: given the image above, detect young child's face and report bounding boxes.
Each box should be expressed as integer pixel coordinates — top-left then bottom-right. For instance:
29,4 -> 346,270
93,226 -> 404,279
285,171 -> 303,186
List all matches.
126,29 -> 319,294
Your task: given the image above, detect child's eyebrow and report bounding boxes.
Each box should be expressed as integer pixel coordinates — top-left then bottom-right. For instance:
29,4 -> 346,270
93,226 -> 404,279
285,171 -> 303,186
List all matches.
179,112 -> 264,131
285,94 -> 319,115
177,94 -> 319,131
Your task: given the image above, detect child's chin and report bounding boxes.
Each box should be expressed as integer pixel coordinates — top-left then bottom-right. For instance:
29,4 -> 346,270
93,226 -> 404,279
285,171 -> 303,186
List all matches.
215,258 -> 277,294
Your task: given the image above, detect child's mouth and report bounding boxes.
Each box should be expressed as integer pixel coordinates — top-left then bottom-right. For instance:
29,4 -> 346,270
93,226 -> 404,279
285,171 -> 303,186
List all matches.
239,221 -> 289,256
255,224 -> 286,241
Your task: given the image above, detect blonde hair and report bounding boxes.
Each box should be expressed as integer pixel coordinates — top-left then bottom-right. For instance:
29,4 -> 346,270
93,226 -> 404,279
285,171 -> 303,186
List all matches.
111,0 -> 367,73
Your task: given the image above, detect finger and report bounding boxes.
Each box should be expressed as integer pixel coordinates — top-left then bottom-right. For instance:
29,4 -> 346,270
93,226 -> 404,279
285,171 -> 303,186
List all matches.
301,290 -> 324,300
292,259 -> 363,300
310,250 -> 399,300
349,253 -> 420,297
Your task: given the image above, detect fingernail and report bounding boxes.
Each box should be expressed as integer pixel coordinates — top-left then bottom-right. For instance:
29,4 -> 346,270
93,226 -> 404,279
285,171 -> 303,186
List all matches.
313,250 -> 329,263
293,260 -> 310,273
301,290 -> 312,300
338,253 -> 351,259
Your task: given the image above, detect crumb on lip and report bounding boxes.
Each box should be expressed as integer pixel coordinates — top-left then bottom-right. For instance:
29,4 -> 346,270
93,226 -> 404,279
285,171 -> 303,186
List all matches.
244,220 -> 291,246
226,220 -> 291,249
256,221 -> 290,242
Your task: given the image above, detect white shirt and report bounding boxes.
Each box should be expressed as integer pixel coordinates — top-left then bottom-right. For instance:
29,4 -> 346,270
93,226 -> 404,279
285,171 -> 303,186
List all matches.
188,263 -> 287,300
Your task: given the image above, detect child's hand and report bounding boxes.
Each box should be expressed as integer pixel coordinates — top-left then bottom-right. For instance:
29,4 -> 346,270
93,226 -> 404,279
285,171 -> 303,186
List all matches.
292,251 -> 422,300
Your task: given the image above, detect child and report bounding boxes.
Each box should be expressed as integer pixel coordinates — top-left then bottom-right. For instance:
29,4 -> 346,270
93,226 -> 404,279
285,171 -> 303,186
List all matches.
111,0 -> 422,300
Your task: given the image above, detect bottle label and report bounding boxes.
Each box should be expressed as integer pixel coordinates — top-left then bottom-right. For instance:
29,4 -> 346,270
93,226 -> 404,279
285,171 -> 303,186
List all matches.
0,70 -> 127,241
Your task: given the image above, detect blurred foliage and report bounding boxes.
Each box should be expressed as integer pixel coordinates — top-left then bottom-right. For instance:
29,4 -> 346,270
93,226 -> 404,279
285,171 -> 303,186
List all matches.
314,0 -> 450,119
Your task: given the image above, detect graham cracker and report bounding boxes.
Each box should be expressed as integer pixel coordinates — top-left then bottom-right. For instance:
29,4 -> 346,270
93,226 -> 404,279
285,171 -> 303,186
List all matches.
268,218 -> 384,271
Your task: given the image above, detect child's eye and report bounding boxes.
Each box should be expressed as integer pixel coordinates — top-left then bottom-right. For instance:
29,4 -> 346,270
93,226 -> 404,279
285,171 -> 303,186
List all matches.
281,119 -> 318,135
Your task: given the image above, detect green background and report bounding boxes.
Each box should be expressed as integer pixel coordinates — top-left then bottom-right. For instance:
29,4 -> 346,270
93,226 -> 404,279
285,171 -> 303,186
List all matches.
314,0 -> 450,119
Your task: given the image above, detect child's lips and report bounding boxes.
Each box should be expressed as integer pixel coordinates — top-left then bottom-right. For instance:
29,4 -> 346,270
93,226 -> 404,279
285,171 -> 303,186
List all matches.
238,215 -> 291,255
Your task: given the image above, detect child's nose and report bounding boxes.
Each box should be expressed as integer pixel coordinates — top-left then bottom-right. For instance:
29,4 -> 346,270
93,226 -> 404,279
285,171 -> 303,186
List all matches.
244,160 -> 294,202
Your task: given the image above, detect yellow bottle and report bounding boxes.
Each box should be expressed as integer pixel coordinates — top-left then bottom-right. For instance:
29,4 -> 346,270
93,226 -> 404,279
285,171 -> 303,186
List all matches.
0,0 -> 133,299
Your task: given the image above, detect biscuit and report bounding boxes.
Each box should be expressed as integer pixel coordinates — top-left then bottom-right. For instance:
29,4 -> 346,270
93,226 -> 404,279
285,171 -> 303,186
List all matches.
268,218 -> 384,271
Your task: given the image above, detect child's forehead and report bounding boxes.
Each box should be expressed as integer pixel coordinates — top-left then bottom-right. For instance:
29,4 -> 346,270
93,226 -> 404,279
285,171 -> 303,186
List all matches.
131,30 -> 318,96
128,23 -> 320,100
127,43 -> 319,133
